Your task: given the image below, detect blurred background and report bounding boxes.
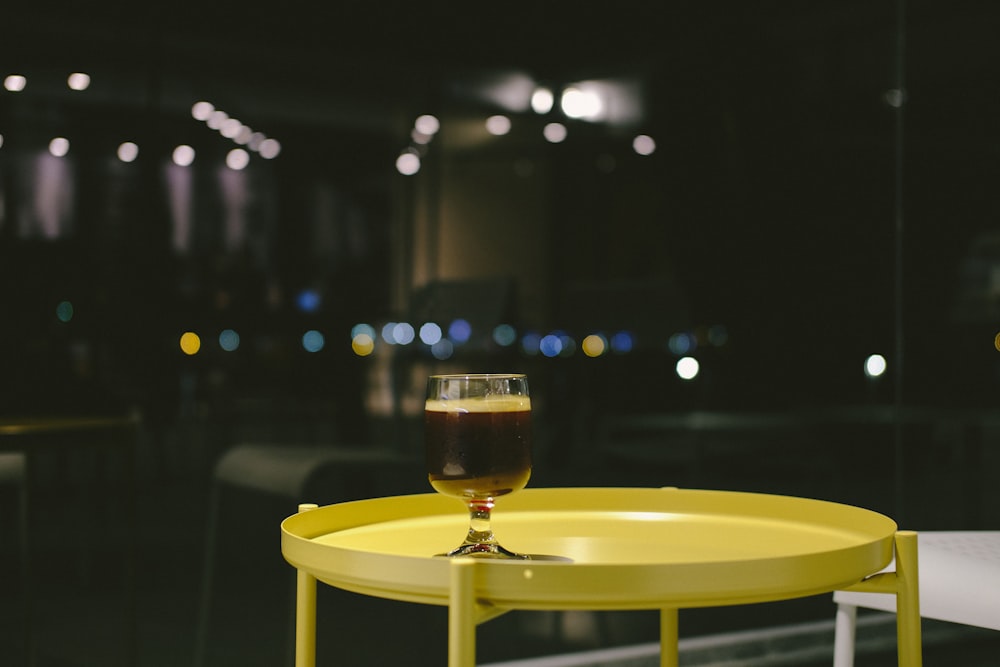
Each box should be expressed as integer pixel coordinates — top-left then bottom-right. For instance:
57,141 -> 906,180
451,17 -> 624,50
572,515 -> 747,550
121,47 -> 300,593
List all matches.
1,1 -> 999,665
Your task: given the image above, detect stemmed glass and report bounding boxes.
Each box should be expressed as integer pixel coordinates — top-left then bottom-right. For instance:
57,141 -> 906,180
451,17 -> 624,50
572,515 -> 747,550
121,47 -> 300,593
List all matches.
424,373 -> 532,558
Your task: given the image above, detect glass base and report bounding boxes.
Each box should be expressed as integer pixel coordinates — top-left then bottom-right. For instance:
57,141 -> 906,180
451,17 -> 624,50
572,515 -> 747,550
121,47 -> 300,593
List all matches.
438,542 -> 530,559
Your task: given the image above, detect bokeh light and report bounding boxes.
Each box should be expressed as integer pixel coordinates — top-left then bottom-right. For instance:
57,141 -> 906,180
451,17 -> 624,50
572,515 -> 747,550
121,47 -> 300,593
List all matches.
414,114 -> 440,135
884,88 -> 906,108
55,301 -> 74,323
180,332 -> 201,356
448,319 -> 472,344
226,148 -> 250,170
668,332 -> 695,355
302,330 -> 325,353
248,132 -> 266,151
561,86 -> 603,120
258,138 -> 281,159
218,329 -> 240,352
493,324 -> 517,347
521,332 -> 541,356
431,339 -> 454,360
207,110 -> 228,130
392,322 -> 415,345
420,322 -> 442,345
633,134 -> 656,156
4,75 -> 26,92
49,137 -> 70,157
530,87 -> 554,114
610,331 -> 633,354
173,145 -> 195,166
539,334 -> 563,358
67,72 -> 91,91
117,142 -> 139,163
676,356 -> 700,380
191,101 -> 214,120
485,115 -> 512,136
396,152 -> 421,175
543,122 -> 567,143
864,354 -> 887,379
352,333 -> 375,356
381,322 -> 398,344
296,289 -> 321,313
352,323 -> 377,340
582,334 -> 606,358
220,117 -> 243,138
234,125 -> 253,145
558,333 -> 576,357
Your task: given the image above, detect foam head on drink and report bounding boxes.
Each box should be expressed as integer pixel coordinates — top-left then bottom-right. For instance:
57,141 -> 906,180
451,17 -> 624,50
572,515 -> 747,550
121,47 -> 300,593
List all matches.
424,395 -> 532,500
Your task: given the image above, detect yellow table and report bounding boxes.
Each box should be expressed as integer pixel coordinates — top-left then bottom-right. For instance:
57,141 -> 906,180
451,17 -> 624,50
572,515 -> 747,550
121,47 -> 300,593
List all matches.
281,487 -> 921,666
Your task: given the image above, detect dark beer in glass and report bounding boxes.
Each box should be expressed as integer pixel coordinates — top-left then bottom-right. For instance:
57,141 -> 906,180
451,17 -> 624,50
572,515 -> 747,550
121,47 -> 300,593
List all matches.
424,374 -> 531,558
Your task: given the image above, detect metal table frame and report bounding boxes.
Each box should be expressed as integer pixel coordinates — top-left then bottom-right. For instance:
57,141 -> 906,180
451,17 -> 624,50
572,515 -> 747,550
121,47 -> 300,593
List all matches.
282,487 -> 921,667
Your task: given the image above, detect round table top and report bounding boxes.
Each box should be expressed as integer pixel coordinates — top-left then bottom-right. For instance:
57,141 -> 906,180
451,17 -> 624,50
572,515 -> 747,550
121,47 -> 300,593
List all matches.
281,487 -> 897,610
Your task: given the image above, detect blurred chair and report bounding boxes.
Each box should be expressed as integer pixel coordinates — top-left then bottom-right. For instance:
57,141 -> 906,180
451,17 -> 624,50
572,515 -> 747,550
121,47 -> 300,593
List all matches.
193,442 -> 414,667
832,531 -> 1000,667
0,452 -> 30,663
0,414 -> 139,666
0,452 -> 28,564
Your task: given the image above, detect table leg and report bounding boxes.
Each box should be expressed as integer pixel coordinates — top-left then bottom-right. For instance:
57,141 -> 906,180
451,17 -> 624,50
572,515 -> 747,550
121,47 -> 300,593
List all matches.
894,530 -> 921,667
449,559 -> 477,667
295,569 -> 317,667
660,607 -> 678,667
295,504 -> 319,667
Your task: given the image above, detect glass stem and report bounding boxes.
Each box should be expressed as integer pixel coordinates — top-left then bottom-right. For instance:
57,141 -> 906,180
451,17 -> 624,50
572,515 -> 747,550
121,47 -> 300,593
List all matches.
465,499 -> 496,545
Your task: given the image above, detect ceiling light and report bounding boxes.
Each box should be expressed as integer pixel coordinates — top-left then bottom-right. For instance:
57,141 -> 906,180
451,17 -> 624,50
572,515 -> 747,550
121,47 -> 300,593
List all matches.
561,86 -> 603,120
632,134 -> 656,156
530,87 -> 554,114
191,101 -> 214,120
234,125 -> 253,145
258,138 -> 281,159
117,142 -> 139,162
67,72 -> 91,91
206,110 -> 228,130
4,75 -> 26,92
543,122 -> 567,143
247,132 -> 265,151
226,148 -> 250,170
485,115 -> 511,136
172,145 -> 195,167
49,137 -> 70,157
414,114 -> 440,135
396,152 -> 420,175
220,118 -> 243,138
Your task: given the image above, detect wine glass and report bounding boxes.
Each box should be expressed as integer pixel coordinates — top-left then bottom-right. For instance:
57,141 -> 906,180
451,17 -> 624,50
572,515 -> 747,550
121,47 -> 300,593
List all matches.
425,373 -> 532,558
